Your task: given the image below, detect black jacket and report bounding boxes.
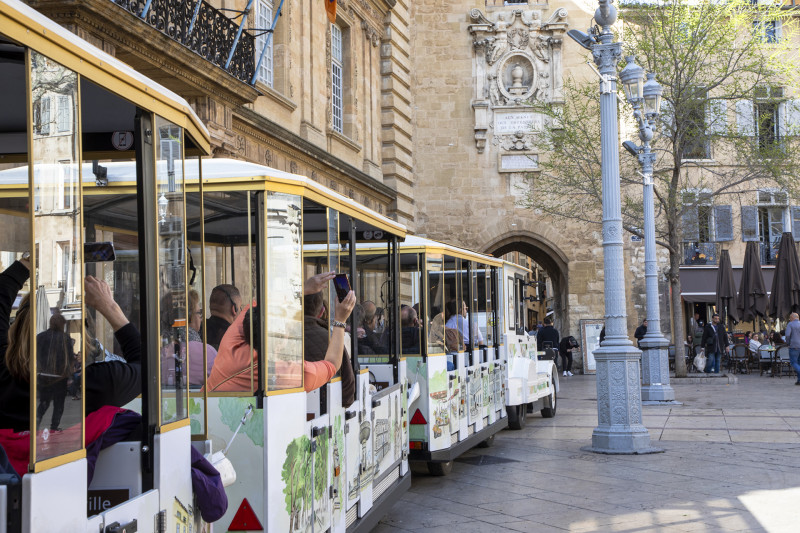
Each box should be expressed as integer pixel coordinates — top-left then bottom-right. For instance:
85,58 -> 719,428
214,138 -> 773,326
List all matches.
634,324 -> 647,346
701,322 -> 729,354
304,316 -> 355,407
0,261 -> 142,432
537,325 -> 559,351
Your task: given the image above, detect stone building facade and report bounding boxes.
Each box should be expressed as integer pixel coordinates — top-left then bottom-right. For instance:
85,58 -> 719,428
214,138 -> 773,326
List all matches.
408,0 -> 657,365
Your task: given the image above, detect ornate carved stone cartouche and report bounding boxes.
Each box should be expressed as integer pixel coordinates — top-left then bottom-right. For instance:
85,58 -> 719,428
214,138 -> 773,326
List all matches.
467,8 -> 568,155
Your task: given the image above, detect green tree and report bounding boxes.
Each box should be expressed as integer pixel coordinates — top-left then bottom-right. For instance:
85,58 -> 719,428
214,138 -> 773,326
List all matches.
523,0 -> 800,376
281,435 -> 311,531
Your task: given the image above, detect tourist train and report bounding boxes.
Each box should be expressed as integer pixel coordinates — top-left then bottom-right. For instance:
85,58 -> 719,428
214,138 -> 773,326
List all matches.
0,1 -> 558,531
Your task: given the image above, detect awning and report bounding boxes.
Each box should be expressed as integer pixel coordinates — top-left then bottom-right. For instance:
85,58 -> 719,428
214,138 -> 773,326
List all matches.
680,265 -> 775,303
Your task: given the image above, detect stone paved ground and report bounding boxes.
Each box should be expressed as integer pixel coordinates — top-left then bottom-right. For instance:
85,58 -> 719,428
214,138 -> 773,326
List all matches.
377,373 -> 800,532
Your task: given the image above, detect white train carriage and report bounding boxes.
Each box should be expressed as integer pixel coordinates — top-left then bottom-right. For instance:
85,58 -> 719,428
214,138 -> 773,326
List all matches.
396,237 -> 558,475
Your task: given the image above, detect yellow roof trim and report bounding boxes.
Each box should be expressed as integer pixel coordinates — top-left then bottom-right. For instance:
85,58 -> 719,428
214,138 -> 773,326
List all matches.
0,0 -> 211,154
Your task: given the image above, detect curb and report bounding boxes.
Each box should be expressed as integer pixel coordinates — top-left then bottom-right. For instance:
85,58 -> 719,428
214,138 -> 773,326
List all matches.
669,373 -> 738,384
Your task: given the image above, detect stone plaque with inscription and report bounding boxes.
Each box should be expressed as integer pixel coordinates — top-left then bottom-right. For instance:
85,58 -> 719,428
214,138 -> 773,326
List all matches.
500,153 -> 538,172
494,112 -> 539,134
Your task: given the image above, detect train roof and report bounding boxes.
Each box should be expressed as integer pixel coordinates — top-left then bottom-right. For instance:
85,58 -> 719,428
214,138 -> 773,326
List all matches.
0,0 -> 210,155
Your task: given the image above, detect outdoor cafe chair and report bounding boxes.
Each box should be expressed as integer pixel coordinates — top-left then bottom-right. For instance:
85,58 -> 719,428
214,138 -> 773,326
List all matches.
776,345 -> 791,377
730,344 -> 749,374
758,344 -> 777,376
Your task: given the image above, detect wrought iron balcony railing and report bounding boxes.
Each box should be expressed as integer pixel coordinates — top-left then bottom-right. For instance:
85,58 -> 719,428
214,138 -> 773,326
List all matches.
110,0 -> 255,84
682,242 -> 719,265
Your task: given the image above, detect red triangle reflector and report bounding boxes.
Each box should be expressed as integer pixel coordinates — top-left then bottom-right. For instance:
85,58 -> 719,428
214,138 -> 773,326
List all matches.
228,498 -> 263,531
410,408 -> 427,425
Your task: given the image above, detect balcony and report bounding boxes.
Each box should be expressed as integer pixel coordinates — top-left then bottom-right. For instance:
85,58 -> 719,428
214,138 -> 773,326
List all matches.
110,0 -> 255,84
683,242 -> 719,266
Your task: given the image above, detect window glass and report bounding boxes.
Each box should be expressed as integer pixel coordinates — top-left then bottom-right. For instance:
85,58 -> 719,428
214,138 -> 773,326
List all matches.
201,190 -> 255,394
185,157 -> 206,436
256,0 -> 274,86
355,248 -> 392,362
443,256 -> 464,353
399,253 -> 421,356
266,192 -> 303,391
485,266 -> 495,348
426,253 -> 444,354
30,51 -> 83,461
331,24 -> 343,134
154,116 -> 187,425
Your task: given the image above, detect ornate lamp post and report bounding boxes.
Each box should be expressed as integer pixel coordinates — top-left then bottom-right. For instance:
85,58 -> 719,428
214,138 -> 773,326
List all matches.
568,1 -> 661,453
620,58 -> 677,403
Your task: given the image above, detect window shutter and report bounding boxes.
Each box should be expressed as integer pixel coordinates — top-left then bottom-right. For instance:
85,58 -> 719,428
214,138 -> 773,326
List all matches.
682,205 -> 699,242
706,99 -> 727,135
736,100 -> 755,136
781,99 -> 800,137
741,205 -> 759,241
713,205 -> 733,242
792,206 -> 800,241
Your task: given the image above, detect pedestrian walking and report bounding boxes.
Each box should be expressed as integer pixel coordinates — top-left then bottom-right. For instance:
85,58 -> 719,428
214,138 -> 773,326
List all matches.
701,313 -> 729,374
783,312 -> 800,385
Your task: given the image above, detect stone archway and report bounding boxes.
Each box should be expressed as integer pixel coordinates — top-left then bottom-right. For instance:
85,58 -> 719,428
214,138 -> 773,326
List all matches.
483,230 -> 571,336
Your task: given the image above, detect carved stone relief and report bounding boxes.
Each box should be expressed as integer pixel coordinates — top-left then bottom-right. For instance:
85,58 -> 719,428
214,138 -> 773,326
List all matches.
468,8 -> 568,155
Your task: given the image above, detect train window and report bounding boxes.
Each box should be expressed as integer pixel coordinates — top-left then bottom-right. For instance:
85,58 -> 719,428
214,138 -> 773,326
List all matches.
203,190 -> 257,394
442,255 -> 464,354
154,117 -> 188,425
485,267 -> 495,349
266,192 -> 303,392
469,262 -> 481,350
30,50 -> 83,462
426,253 -> 444,355
473,263 -> 492,349
354,248 -> 392,362
399,252 -> 421,356
185,156 -> 207,436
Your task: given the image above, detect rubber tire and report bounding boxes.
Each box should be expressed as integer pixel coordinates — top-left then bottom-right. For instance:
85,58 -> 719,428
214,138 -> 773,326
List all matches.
477,433 -> 495,448
540,379 -> 557,418
506,403 -> 527,430
427,460 -> 453,476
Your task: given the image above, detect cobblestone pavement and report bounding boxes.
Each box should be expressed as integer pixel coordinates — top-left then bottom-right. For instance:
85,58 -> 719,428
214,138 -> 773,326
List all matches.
377,373 -> 800,532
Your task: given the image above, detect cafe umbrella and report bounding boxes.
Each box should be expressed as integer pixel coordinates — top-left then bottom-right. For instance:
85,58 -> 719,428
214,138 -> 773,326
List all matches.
767,232 -> 800,321
736,241 -> 768,328
716,249 -> 739,329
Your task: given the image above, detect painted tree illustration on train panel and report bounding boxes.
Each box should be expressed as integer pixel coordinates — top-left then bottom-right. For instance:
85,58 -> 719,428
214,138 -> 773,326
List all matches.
282,435 -> 311,531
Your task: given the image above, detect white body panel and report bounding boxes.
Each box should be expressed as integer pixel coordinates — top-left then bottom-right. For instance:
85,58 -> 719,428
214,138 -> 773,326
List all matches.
23,459 -> 87,532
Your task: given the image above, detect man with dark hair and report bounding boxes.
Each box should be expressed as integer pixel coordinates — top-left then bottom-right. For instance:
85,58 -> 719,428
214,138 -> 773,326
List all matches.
401,305 -> 420,354
536,316 -> 559,352
701,313 -> 729,374
205,284 -> 242,350
36,313 -> 74,431
304,290 -> 355,407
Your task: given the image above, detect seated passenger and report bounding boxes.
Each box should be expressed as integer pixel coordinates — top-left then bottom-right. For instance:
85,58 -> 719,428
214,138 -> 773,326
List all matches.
445,300 -> 484,347
305,291 -> 356,407
0,258 -> 142,431
401,306 -> 421,354
207,271 -> 355,394
205,284 -> 242,351
748,335 -> 761,353
358,300 -> 384,354
187,289 -> 217,386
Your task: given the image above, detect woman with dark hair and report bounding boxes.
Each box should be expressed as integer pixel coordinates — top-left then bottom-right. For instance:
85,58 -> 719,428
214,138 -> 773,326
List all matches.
35,313 -> 74,431
0,257 -> 143,432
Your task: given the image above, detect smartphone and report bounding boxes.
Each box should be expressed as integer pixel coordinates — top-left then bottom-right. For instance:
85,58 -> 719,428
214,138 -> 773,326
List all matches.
84,241 -> 116,262
333,274 -> 351,302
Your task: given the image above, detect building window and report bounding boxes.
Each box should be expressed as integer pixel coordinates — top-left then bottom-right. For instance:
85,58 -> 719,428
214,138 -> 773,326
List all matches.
753,19 -> 780,43
741,189 -> 789,264
255,0 -> 273,87
59,160 -> 74,211
34,96 -> 50,136
681,190 -> 732,265
331,23 -> 343,134
683,88 -> 708,160
57,95 -> 70,133
755,87 -> 782,151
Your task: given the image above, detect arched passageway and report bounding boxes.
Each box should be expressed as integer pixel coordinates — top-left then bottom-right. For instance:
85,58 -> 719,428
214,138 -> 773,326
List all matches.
483,231 -> 571,336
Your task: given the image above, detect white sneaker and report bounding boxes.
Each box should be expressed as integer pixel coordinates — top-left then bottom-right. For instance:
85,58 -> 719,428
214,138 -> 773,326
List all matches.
563,371 -> 567,377
567,371 -> 573,376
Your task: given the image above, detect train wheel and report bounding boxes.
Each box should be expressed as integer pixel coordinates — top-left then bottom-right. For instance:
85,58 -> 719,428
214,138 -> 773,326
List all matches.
477,433 -> 495,448
506,404 -> 526,430
540,379 -> 557,418
427,460 -> 453,476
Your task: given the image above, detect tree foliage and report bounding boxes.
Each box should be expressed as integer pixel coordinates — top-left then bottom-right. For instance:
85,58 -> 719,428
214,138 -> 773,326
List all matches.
521,0 -> 800,375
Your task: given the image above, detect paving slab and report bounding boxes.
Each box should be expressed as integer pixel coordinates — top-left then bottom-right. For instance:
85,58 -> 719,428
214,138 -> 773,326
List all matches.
379,373 -> 800,532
